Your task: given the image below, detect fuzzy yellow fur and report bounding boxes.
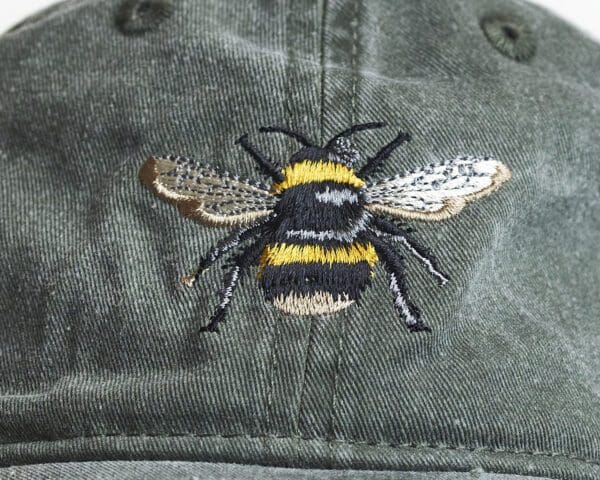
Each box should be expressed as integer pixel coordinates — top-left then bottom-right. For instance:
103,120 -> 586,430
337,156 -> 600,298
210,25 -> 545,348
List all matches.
258,242 -> 379,272
271,160 -> 365,194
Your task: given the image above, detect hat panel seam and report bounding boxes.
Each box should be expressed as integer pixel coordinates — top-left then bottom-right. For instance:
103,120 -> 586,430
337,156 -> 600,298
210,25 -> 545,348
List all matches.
327,0 -> 362,458
318,0 -> 328,145
0,433 -> 597,468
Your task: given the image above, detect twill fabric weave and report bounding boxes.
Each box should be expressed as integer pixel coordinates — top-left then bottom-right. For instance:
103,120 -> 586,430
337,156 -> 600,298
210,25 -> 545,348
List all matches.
0,0 -> 598,479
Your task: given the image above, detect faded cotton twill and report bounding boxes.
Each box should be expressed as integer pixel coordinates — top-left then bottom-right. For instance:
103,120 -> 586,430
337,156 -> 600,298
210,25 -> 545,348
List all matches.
0,0 -> 598,479
0,461 -> 556,480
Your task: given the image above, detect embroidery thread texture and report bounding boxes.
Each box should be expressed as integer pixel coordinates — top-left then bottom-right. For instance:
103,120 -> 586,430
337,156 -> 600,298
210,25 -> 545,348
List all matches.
140,122 -> 511,333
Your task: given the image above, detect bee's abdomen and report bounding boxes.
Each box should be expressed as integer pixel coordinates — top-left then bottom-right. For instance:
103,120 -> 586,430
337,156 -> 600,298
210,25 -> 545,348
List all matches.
258,242 -> 378,316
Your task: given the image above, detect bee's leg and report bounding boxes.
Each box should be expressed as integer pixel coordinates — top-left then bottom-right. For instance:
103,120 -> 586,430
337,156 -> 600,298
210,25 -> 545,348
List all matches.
371,217 -> 449,286
181,222 -> 266,287
358,131 -> 411,178
199,237 -> 266,333
235,134 -> 285,183
368,235 -> 430,333
199,264 -> 242,333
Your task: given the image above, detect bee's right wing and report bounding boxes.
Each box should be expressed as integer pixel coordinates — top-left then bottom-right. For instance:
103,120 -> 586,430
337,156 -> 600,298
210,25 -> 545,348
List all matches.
140,155 -> 276,227
364,156 -> 511,221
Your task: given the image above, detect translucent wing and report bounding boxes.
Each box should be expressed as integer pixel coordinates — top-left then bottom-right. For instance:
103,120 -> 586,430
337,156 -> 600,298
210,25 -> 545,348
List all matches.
364,156 -> 511,220
140,155 -> 276,227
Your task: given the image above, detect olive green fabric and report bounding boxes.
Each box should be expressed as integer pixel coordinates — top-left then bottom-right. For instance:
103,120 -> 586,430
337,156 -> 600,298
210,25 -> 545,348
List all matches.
0,461 -> 553,480
0,0 -> 598,479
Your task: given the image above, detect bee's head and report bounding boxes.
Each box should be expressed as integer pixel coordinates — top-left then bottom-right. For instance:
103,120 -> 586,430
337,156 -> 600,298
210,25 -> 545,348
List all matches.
324,136 -> 361,168
286,139 -> 360,169
259,122 -> 387,169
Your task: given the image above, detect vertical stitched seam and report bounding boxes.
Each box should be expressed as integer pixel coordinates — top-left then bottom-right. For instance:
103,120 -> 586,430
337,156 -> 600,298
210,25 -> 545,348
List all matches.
264,320 -> 279,434
264,1 -> 295,437
328,312 -> 349,466
294,317 -> 316,437
284,2 -> 294,123
293,0 -> 328,439
319,0 -> 328,144
327,1 -> 361,466
350,0 -> 360,123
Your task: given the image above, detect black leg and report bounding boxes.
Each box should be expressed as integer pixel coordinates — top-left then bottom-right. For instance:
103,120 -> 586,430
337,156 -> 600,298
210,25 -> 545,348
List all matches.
371,217 -> 449,286
199,264 -> 242,333
236,134 -> 285,183
368,234 -> 430,333
358,131 -> 411,178
181,221 -> 268,287
199,237 -> 267,333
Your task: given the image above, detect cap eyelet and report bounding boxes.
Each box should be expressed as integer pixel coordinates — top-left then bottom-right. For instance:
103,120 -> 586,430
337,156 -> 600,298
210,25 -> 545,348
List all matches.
480,14 -> 536,62
115,0 -> 173,35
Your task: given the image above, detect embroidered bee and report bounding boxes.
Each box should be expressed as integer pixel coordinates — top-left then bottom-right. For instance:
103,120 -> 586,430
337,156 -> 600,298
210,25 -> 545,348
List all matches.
140,122 -> 510,333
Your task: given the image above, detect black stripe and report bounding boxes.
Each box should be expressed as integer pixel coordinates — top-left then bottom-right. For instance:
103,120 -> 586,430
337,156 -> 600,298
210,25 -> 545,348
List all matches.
271,224 -> 372,248
275,182 -> 366,231
288,146 -> 328,164
260,262 -> 373,301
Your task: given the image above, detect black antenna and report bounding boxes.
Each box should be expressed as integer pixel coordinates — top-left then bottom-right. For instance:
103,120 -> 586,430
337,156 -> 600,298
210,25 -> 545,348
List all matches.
326,122 -> 387,148
259,126 -> 316,147
236,134 -> 285,182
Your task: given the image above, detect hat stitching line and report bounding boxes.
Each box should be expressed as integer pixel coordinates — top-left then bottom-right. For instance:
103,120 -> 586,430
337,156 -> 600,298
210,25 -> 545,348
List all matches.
1,433 -> 598,468
328,0 -> 362,459
291,0 -> 330,437
350,0 -> 360,126
262,1 -> 298,438
263,315 -> 279,436
262,5 -> 287,439
318,0 -> 328,145
328,312 -> 349,462
294,317 -> 316,437
328,0 -> 360,463
290,0 -> 331,440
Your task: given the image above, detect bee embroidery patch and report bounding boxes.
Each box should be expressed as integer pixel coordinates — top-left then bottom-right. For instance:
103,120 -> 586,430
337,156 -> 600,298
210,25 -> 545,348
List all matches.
140,122 -> 510,333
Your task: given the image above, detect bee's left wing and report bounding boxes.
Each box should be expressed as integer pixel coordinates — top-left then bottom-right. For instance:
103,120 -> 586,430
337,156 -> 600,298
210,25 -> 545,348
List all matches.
364,156 -> 511,221
140,155 -> 276,227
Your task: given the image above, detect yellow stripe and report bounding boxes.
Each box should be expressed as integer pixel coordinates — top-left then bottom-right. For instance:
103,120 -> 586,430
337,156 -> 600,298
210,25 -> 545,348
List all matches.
271,160 -> 365,194
259,242 -> 379,270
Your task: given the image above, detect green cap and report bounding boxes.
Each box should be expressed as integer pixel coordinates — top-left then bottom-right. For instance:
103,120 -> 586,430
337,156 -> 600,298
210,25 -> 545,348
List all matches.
0,0 -> 598,479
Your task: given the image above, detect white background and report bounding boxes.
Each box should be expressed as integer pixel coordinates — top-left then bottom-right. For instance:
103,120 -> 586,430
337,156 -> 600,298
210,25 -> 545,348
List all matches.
1,0 -> 600,41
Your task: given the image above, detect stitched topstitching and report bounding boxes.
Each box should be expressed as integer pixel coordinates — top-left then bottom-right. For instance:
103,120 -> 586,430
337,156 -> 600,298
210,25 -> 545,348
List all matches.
1,432 -> 598,468
318,0 -> 328,145
294,316 -> 316,437
262,1 -> 295,434
291,0 -> 330,438
327,0 -> 362,462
